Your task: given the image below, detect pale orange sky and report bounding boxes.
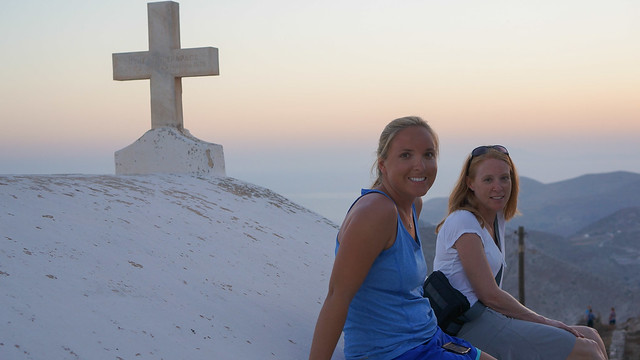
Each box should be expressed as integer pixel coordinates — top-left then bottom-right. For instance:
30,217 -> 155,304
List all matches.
1,0 -> 638,221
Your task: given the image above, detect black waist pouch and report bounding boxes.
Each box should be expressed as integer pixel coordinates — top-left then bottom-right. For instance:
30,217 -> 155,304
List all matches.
423,270 -> 470,335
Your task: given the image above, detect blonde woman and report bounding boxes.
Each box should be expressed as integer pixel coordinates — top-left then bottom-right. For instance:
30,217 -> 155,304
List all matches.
310,117 -> 495,360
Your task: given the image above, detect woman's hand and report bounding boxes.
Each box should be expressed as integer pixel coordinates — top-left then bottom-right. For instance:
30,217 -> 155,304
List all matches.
542,317 -> 583,338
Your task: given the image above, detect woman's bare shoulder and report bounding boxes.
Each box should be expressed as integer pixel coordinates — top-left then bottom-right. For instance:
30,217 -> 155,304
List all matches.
339,192 -> 397,244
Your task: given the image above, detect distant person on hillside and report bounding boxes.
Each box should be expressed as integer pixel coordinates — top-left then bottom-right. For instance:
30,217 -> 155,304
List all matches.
585,306 -> 592,322
309,117 -> 496,360
609,307 -> 616,326
432,145 -> 608,359
587,308 -> 595,328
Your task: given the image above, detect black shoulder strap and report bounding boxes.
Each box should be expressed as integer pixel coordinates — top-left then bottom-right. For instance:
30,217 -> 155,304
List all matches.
493,216 -> 503,286
493,216 -> 501,251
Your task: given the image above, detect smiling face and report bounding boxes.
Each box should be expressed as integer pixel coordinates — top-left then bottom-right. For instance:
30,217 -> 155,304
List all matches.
467,157 -> 512,222
378,125 -> 437,202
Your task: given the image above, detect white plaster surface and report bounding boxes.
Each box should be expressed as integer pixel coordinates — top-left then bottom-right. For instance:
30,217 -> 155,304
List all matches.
0,174 -> 346,359
115,126 -> 226,177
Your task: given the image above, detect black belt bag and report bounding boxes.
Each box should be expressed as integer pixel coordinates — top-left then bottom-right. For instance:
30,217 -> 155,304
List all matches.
423,267 -> 500,336
422,270 -> 471,335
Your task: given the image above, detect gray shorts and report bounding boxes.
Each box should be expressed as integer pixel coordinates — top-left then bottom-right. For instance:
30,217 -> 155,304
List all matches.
458,307 -> 576,360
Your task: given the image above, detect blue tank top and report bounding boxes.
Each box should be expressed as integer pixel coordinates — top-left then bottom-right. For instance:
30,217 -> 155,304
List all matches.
338,189 -> 438,360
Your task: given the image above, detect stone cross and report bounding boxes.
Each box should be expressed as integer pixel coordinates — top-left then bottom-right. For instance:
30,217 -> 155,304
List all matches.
112,1 -> 219,129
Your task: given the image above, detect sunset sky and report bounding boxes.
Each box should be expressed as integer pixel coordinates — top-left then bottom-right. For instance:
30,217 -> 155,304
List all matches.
1,0 -> 638,222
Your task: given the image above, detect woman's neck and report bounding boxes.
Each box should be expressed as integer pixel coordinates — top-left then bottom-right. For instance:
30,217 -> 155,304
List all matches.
374,184 -> 414,212
477,208 -> 497,229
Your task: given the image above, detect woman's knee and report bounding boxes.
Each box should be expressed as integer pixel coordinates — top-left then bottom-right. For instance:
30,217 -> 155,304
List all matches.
567,337 -> 605,360
574,325 -> 604,345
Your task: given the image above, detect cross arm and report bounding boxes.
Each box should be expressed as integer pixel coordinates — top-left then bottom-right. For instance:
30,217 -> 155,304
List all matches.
112,47 -> 218,81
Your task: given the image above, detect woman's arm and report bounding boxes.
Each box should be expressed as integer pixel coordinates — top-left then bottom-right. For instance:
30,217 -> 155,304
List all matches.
309,194 -> 398,360
455,233 -> 581,337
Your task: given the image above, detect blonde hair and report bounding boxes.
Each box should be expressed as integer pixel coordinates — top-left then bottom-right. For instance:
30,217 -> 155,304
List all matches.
436,148 -> 519,232
371,116 -> 439,187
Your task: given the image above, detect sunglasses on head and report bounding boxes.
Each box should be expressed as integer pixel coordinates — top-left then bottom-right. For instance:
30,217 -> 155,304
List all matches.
471,145 -> 509,157
466,145 -> 509,175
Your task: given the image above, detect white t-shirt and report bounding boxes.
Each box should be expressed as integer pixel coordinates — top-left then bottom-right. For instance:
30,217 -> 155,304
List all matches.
433,210 -> 507,306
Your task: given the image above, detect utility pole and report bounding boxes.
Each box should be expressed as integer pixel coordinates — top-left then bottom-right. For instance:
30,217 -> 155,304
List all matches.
518,226 -> 525,305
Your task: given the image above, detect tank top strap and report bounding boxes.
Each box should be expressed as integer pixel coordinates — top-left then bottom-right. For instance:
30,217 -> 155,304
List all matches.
345,189 -> 396,215
360,188 -> 395,202
346,189 -> 417,222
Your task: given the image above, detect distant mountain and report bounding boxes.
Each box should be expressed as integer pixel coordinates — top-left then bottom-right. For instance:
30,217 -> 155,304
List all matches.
421,171 -> 640,237
418,196 -> 449,227
513,171 -> 640,236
